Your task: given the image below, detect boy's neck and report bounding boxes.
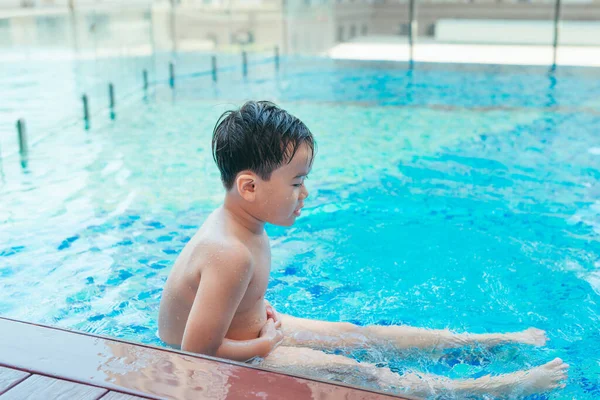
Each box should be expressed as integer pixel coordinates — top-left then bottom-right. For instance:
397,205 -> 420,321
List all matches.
223,196 -> 265,235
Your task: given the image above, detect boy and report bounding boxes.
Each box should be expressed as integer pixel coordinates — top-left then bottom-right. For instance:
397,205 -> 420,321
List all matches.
158,101 -> 568,398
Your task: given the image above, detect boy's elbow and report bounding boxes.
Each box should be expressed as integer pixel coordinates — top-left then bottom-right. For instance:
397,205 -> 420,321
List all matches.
181,338 -> 221,357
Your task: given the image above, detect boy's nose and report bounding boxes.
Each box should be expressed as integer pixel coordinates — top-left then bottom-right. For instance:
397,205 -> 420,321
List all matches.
301,185 -> 309,199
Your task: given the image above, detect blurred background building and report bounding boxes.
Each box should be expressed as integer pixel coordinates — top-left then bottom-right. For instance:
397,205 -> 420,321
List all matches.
0,0 -> 599,63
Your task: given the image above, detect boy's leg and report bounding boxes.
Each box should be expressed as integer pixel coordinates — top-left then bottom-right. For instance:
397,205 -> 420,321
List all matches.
280,314 -> 547,351
399,358 -> 568,398
260,346 -> 395,390
262,347 -> 568,398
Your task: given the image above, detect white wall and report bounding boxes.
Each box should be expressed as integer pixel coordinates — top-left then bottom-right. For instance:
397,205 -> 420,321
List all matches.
436,19 -> 600,45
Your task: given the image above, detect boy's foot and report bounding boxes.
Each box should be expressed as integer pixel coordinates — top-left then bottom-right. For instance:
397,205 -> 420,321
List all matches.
491,357 -> 569,396
511,327 -> 548,346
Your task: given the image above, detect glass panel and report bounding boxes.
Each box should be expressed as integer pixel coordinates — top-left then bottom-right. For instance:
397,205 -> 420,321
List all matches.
328,0 -> 411,61
415,0 -> 556,65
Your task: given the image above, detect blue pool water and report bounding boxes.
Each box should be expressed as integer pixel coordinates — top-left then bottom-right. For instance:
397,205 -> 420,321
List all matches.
1,57 -> 600,398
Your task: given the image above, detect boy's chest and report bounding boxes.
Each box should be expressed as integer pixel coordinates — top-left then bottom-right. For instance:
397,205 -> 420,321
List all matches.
246,241 -> 271,299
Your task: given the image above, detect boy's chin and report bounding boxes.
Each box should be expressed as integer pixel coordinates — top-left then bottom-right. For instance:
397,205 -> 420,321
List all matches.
268,216 -> 297,227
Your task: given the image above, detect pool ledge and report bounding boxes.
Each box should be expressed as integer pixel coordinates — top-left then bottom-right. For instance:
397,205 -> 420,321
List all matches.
0,317 -> 407,399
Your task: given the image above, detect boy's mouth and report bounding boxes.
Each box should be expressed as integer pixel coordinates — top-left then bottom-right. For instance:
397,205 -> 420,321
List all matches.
293,204 -> 304,216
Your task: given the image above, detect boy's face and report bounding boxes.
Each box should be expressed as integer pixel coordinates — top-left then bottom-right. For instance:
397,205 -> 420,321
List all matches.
255,143 -> 312,227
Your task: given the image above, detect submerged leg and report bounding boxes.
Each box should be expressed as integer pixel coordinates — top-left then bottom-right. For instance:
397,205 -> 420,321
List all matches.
396,358 -> 568,399
260,346 -> 399,390
280,314 -> 547,351
261,347 -> 568,398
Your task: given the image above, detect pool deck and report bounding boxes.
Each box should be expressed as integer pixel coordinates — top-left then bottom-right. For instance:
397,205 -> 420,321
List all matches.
329,37 -> 600,67
0,317 -> 406,399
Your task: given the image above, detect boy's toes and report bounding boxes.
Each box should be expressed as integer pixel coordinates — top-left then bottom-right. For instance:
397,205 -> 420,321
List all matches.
526,328 -> 548,345
560,371 -> 568,379
552,367 -> 568,383
548,358 -> 563,367
553,371 -> 566,380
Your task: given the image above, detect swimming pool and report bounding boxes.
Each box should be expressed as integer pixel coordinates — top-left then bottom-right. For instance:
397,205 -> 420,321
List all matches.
1,56 -> 599,398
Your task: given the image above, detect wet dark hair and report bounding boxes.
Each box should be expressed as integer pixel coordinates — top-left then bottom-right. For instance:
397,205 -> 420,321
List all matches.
212,101 -> 315,190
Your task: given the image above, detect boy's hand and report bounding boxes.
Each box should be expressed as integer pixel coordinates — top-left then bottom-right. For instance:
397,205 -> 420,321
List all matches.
265,300 -> 280,325
259,318 -> 283,355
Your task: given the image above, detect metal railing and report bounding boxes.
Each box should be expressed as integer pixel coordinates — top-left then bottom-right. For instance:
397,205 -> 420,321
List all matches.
1,47 -> 280,170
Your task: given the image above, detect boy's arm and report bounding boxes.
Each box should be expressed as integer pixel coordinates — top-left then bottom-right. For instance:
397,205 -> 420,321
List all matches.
216,329 -> 279,362
181,243 -> 265,360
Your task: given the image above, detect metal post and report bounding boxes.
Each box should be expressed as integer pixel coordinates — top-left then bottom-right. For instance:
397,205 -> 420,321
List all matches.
82,94 -> 90,130
109,83 -> 115,109
169,62 -> 175,88
16,119 -> 28,159
108,83 -> 115,120
143,69 -> 149,91
275,46 -> 280,71
242,51 -> 248,78
211,56 -> 217,83
552,0 -> 562,68
408,0 -> 416,64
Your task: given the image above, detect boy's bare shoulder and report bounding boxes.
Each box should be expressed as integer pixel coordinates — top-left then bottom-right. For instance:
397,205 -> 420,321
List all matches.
187,232 -> 254,274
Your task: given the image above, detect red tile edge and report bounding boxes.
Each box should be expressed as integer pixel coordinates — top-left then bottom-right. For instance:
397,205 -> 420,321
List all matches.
0,317 -> 410,400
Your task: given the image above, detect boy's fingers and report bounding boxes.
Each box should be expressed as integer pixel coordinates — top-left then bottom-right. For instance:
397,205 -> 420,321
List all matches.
265,303 -> 278,317
266,306 -> 275,319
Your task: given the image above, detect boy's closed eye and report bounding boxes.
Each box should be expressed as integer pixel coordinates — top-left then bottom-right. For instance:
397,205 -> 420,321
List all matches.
293,175 -> 309,187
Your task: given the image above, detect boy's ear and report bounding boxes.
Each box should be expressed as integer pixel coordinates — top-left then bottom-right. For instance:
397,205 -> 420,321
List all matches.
236,172 -> 257,202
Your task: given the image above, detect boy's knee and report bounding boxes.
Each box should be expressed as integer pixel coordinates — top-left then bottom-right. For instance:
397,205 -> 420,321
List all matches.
339,321 -> 358,332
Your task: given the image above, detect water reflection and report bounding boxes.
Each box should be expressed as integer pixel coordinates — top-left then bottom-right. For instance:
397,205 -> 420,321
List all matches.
98,339 -> 390,399
100,341 -> 232,399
